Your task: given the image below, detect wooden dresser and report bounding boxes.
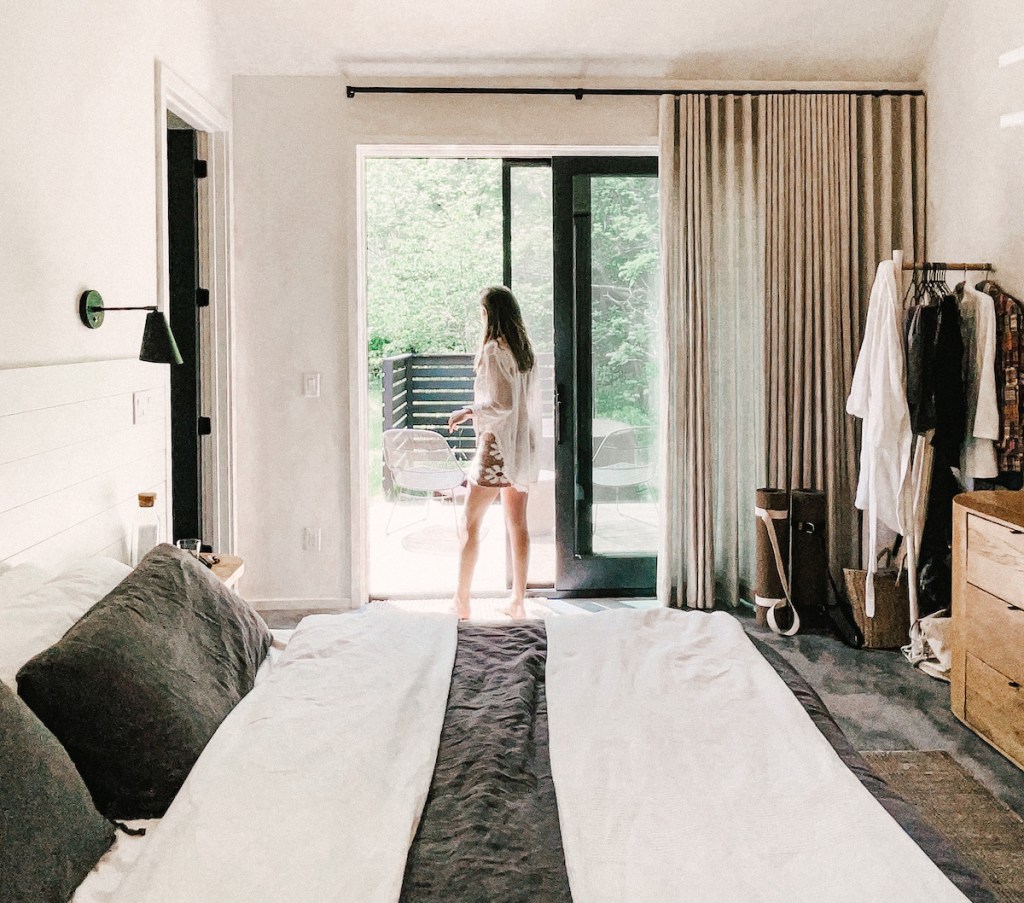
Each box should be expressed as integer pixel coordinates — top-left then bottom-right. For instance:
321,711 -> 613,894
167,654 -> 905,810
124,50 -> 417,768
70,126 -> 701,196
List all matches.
951,492 -> 1024,770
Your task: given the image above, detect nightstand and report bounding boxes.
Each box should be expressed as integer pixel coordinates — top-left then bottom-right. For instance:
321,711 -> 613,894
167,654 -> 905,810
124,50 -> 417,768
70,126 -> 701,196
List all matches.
206,554 -> 245,591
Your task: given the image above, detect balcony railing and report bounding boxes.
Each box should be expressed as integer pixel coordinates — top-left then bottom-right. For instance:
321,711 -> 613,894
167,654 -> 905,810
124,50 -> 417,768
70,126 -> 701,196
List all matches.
380,351 -> 554,491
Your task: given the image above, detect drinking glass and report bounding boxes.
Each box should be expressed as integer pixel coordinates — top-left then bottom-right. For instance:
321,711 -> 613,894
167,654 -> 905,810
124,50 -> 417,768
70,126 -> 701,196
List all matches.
175,538 -> 202,560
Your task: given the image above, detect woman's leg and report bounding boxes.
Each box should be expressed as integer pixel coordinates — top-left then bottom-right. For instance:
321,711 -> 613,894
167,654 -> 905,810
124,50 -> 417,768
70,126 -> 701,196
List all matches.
454,482 -> 500,619
501,486 -> 530,617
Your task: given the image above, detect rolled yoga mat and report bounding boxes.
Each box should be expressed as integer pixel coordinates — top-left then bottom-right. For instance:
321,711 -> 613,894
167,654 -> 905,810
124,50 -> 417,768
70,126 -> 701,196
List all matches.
754,488 -> 791,631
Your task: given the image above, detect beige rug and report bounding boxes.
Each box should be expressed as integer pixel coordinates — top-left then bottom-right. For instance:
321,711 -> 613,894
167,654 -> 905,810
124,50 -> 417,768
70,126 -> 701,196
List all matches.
863,750 -> 1024,902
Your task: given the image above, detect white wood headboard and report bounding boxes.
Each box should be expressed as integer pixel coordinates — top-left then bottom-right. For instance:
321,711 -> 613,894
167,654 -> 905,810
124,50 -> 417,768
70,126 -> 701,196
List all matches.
0,359 -> 169,570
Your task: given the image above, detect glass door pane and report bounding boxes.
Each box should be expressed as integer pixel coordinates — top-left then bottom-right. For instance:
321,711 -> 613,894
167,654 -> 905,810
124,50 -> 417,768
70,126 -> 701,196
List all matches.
552,157 -> 659,594
589,175 -> 660,557
504,161 -> 555,586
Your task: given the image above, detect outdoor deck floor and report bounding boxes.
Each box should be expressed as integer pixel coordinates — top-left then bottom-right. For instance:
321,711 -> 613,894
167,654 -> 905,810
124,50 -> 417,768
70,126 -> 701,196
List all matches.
368,495 -> 657,598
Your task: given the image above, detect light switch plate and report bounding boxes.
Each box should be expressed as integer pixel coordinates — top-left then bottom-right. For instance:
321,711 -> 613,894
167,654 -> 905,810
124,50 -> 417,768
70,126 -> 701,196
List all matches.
132,390 -> 156,425
303,372 -> 321,398
302,527 -> 322,552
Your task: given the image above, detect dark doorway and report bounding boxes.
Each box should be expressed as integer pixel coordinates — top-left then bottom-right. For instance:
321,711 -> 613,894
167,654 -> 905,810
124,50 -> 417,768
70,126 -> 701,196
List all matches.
166,123 -> 205,541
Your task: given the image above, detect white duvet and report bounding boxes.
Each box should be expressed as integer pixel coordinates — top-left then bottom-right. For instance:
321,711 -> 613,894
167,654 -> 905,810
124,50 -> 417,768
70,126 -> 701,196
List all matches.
545,608 -> 968,903
104,606 -> 458,903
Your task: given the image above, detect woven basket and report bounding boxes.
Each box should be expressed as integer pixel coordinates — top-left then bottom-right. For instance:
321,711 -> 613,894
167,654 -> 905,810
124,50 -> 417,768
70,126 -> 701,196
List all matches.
843,568 -> 912,650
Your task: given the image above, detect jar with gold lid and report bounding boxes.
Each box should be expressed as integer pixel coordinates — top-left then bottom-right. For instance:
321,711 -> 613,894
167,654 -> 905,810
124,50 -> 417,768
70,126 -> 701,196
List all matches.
131,492 -> 161,566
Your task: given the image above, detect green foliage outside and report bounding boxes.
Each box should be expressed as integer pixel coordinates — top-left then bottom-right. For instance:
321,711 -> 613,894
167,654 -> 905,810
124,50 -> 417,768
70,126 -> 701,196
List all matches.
364,158 -> 660,464
365,158 -> 504,381
589,176 -> 660,426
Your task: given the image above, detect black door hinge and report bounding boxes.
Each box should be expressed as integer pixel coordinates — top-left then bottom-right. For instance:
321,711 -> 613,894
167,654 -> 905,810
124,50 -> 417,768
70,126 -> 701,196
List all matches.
196,288 -> 210,308
194,159 -> 208,179
197,416 -> 212,436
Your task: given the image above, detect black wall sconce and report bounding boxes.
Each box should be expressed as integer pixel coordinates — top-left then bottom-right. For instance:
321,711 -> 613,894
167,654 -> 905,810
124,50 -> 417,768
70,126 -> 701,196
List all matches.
79,290 -> 183,365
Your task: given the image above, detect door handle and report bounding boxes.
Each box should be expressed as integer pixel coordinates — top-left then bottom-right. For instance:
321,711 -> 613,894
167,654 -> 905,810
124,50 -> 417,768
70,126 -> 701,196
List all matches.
555,383 -> 567,446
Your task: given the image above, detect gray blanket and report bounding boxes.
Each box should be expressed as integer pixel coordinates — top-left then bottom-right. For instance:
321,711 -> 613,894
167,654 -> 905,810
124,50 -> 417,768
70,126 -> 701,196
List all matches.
400,622 -> 993,902
400,623 -> 573,903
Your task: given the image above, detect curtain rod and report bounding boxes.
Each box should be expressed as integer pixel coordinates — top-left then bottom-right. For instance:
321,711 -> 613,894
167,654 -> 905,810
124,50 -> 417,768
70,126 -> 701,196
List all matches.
345,85 -> 924,99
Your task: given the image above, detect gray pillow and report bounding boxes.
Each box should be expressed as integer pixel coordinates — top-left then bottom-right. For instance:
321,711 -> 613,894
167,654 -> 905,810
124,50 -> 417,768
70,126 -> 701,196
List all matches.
17,544 -> 271,818
0,679 -> 114,903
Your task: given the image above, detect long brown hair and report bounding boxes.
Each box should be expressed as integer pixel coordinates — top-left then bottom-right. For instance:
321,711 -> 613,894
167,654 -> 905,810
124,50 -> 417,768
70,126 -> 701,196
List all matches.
478,286 -> 535,373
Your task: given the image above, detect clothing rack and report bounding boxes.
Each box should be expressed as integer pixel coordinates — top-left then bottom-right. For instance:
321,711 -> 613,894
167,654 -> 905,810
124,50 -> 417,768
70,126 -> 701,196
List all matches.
901,262 -> 994,271
890,251 -> 1003,668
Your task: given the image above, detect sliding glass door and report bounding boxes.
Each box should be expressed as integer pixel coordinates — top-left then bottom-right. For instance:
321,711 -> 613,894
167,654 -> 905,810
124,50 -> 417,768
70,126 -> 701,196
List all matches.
551,157 -> 660,594
365,153 -> 658,598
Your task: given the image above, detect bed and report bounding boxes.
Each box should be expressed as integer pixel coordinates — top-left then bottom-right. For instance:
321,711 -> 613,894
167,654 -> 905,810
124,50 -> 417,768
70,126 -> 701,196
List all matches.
0,541 -> 995,903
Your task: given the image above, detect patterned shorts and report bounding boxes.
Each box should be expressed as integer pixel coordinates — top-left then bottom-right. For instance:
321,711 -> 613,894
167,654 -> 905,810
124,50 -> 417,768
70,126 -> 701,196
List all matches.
468,432 -> 511,488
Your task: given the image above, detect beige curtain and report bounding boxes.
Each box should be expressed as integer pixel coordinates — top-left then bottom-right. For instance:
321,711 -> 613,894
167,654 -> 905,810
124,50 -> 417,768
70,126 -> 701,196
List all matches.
764,94 -> 926,576
658,95 -> 715,608
658,92 -> 925,608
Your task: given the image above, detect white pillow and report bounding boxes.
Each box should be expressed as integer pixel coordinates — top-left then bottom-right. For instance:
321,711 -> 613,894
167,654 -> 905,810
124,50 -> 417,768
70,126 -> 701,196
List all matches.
0,563 -> 51,608
0,557 -> 132,689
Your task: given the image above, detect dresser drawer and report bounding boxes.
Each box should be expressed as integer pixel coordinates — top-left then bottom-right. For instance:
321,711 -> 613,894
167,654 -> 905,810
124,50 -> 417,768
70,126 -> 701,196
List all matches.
966,514 -> 1024,609
965,584 -> 1024,680
965,654 -> 1024,767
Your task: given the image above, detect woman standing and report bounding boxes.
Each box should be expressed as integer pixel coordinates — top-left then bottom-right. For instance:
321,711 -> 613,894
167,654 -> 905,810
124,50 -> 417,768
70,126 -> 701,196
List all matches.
448,286 -> 542,619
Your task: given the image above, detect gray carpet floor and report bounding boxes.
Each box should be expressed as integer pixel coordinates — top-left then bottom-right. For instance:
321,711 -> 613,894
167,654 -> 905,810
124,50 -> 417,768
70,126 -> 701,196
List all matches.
741,613 -> 1024,819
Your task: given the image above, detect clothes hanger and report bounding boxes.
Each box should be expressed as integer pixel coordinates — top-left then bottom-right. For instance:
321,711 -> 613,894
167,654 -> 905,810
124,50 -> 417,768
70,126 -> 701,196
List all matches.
937,264 -> 951,301
976,266 -> 993,295
919,263 -> 941,307
918,266 -> 931,305
954,266 -> 968,301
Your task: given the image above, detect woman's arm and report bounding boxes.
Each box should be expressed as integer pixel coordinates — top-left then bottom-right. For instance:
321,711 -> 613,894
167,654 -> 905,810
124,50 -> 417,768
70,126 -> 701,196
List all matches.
448,407 -> 472,432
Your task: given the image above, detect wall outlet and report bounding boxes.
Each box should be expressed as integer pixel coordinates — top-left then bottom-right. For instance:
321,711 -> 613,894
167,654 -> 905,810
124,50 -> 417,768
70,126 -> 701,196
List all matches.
303,372 -> 321,398
302,527 -> 322,552
132,390 -> 156,425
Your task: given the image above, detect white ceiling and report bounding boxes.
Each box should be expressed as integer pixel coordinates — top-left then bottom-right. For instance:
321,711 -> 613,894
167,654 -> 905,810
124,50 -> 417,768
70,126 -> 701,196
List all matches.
213,0 -> 951,84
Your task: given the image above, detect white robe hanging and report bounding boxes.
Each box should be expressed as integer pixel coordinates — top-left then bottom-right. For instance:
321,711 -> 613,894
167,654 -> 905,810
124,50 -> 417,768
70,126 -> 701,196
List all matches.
847,260 -> 913,615
959,282 -> 999,481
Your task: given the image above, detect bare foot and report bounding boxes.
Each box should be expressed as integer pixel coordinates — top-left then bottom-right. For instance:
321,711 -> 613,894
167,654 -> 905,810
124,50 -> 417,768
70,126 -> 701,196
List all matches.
451,598 -> 471,621
499,600 -> 527,620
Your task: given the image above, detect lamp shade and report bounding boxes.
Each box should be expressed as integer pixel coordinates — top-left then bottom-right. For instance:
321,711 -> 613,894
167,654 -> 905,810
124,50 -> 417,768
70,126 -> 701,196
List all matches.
140,311 -> 183,365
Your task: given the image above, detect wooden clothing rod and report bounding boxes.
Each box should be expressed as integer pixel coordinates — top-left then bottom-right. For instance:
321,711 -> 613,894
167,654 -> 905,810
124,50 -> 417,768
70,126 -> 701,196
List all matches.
902,262 -> 994,271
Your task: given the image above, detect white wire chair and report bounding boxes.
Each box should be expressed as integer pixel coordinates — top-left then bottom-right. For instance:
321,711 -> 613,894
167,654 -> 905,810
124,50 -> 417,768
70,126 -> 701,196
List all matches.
592,425 -> 656,522
382,428 -> 466,535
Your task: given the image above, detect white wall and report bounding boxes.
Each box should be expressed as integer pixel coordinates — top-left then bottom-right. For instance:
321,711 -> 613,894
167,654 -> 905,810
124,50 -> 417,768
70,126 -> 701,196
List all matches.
230,77 -> 659,607
232,78 -> 349,608
0,0 -> 229,369
925,0 -> 1024,291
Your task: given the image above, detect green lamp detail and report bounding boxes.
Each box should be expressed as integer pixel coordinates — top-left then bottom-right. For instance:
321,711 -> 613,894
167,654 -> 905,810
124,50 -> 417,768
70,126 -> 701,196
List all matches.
79,290 -> 183,365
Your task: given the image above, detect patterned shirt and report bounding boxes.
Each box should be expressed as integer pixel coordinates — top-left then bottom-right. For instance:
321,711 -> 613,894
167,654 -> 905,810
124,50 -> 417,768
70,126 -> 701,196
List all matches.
990,286 -> 1024,473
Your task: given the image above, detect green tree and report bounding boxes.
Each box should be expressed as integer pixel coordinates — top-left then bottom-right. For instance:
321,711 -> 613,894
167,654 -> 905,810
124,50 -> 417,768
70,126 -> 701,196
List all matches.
365,158 -> 503,380
365,159 -> 659,426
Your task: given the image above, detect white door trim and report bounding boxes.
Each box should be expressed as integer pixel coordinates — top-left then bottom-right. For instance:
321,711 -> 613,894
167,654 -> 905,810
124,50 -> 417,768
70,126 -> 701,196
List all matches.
155,61 -> 236,553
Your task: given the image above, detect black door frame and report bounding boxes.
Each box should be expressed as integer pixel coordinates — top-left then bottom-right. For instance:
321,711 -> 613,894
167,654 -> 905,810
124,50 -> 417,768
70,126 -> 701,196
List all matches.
552,156 -> 659,595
